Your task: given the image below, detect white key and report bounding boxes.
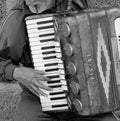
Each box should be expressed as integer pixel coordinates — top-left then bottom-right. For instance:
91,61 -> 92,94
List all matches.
32,53 -> 61,60
58,64 -> 64,69
34,58 -> 62,63
61,80 -> 67,85
34,62 -> 58,68
28,29 -> 54,38
31,48 -> 61,55
31,48 -> 61,54
30,41 -> 55,47
40,93 -> 66,100
31,47 -> 61,54
41,101 -> 68,108
50,77 -> 64,81
32,55 -> 44,59
41,99 -> 67,105
40,88 -> 67,98
27,22 -> 54,29
33,59 -> 63,64
31,50 -> 42,55
26,16 -> 53,25
28,28 -> 54,34
30,41 -> 60,48
60,75 -> 65,80
29,35 -> 55,42
42,106 -> 68,111
62,85 -> 68,91
45,73 -> 65,79
33,53 -> 62,60
41,87 -> 64,94
40,98 -> 67,103
34,63 -> 63,68
34,65 -> 59,70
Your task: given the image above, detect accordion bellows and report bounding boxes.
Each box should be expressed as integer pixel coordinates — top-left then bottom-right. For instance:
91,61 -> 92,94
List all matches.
25,7 -> 120,116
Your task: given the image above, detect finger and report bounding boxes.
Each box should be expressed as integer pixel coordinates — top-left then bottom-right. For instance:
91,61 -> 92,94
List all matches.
28,85 -> 40,97
39,83 -> 52,91
31,84 -> 48,97
33,79 -> 52,91
34,69 -> 45,75
36,75 -> 50,81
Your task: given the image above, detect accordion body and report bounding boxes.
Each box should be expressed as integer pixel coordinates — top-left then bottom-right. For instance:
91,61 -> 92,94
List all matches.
25,7 -> 120,116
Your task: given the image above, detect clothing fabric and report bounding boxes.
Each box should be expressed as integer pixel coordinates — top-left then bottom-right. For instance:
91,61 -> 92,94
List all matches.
13,86 -> 117,121
0,1 -> 118,121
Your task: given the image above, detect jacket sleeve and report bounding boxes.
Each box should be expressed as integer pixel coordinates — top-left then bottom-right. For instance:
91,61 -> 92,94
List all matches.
0,7 -> 26,82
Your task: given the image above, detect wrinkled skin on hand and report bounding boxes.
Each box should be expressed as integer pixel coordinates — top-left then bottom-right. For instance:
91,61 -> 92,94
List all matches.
13,67 -> 52,97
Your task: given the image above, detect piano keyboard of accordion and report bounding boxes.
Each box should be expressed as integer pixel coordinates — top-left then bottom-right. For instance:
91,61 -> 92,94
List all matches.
25,7 -> 120,116
25,14 -> 69,112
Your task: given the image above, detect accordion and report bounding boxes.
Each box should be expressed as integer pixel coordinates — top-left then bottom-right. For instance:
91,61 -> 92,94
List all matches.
25,7 -> 120,116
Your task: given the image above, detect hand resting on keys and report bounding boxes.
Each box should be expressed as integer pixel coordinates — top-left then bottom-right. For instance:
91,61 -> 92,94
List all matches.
13,67 -> 52,97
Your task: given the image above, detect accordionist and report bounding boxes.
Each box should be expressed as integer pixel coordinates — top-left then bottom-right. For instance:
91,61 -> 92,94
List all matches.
0,0 -> 119,121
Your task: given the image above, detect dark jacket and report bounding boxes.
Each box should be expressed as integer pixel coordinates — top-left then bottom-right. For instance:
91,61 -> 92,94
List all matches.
0,4 -> 35,82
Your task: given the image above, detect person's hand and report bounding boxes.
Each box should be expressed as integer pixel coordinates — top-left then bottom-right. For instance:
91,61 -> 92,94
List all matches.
13,67 -> 52,97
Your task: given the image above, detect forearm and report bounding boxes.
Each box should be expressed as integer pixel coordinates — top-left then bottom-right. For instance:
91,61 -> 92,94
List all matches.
0,58 -> 17,82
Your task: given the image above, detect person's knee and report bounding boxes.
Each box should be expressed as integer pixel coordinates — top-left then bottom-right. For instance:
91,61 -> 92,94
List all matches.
13,89 -> 54,121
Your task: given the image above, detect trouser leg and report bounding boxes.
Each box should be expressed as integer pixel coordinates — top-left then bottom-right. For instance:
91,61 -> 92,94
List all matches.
12,86 -> 118,121
61,112 -> 117,121
13,88 -> 57,121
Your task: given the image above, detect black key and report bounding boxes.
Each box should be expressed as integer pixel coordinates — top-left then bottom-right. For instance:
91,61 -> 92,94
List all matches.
39,33 -> 54,37
52,104 -> 68,108
42,46 -> 55,50
45,63 -> 58,67
37,20 -> 54,25
42,51 -> 56,55
47,75 -> 60,79
43,56 -> 56,60
47,80 -> 60,84
38,25 -> 54,30
50,91 -> 65,95
40,39 -> 54,43
49,85 -> 61,88
46,68 -> 59,72
51,96 -> 66,100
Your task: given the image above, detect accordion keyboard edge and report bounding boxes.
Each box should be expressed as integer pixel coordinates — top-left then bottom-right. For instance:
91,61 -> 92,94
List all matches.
25,14 -> 70,112
25,7 -> 120,116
